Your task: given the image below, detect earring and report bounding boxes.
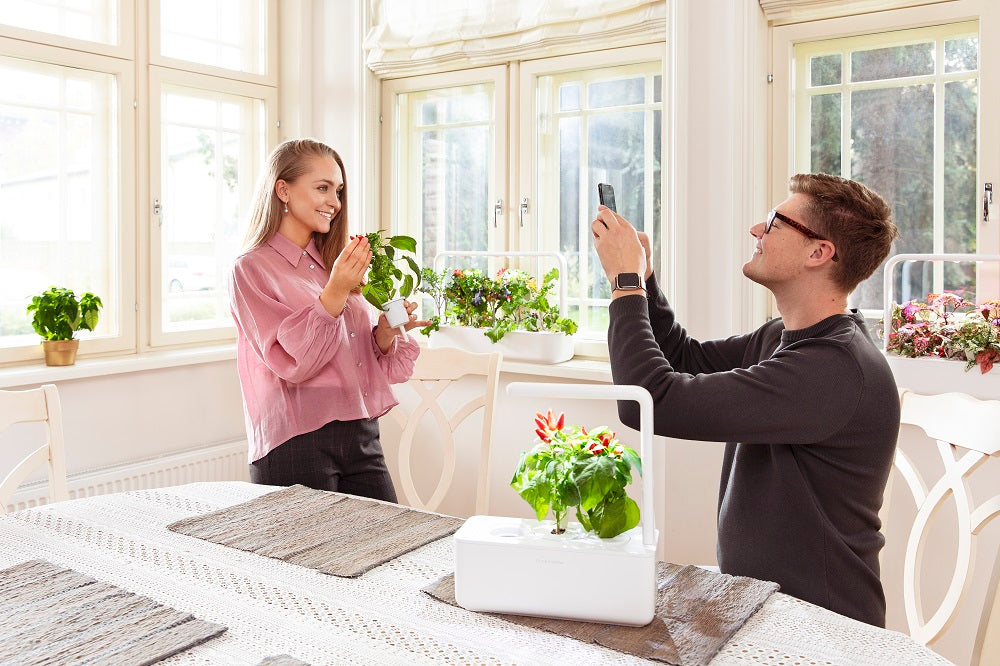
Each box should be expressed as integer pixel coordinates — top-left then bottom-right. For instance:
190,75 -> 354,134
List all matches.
283,201 -> 288,214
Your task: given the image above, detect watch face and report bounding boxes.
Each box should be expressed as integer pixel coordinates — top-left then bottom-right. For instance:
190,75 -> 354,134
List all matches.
615,273 -> 642,289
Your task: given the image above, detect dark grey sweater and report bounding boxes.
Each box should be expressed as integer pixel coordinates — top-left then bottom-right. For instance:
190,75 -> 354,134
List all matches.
608,276 -> 899,627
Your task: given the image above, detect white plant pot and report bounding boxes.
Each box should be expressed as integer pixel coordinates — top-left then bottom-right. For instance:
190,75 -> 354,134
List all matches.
428,325 -> 574,364
382,297 -> 409,327
382,297 -> 410,339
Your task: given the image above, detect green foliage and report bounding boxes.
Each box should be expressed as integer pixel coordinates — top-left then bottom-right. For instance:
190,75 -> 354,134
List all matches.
510,409 -> 642,539
417,266 -> 578,342
26,287 -> 103,341
881,292 -> 1000,373
362,231 -> 421,310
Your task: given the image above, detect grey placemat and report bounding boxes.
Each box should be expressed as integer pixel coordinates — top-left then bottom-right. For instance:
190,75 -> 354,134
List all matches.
0,559 -> 226,666
168,484 -> 463,577
423,561 -> 779,666
258,656 -> 310,666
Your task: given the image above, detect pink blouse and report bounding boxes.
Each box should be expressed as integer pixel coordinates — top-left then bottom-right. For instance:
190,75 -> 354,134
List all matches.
230,233 -> 419,463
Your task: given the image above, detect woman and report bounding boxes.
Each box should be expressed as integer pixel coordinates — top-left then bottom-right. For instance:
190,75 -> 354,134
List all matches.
230,138 -> 427,501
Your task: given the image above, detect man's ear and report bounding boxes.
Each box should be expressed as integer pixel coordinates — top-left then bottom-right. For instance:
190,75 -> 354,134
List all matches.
809,240 -> 837,265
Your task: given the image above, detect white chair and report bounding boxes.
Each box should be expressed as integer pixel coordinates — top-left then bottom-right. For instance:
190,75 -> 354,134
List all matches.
0,383 -> 69,514
387,347 -> 501,515
884,389 -> 1000,665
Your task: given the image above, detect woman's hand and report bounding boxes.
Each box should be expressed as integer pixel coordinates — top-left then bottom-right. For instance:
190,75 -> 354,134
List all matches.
320,236 -> 371,316
374,299 -> 431,353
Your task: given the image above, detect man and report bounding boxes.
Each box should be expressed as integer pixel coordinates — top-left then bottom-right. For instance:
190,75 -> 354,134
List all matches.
592,173 -> 900,627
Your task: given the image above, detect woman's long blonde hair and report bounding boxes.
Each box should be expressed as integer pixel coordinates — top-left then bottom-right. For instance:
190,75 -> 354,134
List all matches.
243,138 -> 348,269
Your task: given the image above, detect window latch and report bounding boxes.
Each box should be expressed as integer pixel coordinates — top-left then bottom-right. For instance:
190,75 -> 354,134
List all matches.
519,197 -> 529,227
493,198 -> 503,228
985,183 -> 993,222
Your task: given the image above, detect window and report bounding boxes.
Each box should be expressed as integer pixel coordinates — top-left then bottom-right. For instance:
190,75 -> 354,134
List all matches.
0,0 -> 277,363
383,45 -> 664,348
772,1 -> 999,318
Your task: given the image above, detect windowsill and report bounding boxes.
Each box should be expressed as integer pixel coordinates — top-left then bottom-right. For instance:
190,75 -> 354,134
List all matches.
0,342 -> 611,389
0,344 -> 238,389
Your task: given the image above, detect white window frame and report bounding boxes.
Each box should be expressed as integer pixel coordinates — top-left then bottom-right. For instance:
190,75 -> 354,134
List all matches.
380,66 -> 510,254
380,45 -> 665,360
147,67 -> 277,348
0,0 -> 279,366
770,0 -> 1000,313
0,35 -> 136,364
518,44 -> 664,357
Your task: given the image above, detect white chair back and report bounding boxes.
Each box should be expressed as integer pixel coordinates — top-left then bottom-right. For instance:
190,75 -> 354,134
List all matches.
0,384 -> 69,513
884,389 -> 1000,665
387,347 -> 501,515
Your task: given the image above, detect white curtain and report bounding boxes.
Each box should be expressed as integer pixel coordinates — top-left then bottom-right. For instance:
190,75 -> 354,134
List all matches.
364,0 -> 666,78
758,0 -> 958,24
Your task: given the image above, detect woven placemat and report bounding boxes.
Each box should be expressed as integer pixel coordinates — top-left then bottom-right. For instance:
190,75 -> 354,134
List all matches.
0,559 -> 226,665
423,561 -> 778,666
168,484 -> 463,578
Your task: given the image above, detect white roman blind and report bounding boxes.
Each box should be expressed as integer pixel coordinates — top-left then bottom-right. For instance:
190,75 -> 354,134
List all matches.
364,0 -> 665,78
759,0 -> 958,24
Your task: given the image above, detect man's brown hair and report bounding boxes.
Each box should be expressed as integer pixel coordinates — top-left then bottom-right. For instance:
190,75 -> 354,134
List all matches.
790,173 -> 899,293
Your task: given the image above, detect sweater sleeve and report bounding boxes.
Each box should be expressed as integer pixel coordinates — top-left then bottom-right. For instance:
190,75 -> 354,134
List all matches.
230,259 -> 348,384
644,275 -> 750,374
609,294 -> 862,444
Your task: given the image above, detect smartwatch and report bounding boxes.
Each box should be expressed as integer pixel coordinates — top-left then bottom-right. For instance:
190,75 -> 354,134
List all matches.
613,273 -> 644,291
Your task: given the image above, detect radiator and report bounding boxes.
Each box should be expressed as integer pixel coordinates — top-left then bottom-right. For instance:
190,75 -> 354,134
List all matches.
5,440 -> 249,513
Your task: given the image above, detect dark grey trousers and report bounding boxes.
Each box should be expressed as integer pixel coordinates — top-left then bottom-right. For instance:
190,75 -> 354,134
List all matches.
249,418 -> 397,503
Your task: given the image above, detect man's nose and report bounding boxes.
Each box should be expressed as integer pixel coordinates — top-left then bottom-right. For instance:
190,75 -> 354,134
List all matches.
749,222 -> 765,239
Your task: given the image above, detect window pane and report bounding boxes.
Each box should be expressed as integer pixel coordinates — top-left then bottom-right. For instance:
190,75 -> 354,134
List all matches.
396,84 -> 493,272
0,56 -> 119,346
943,79 -> 978,296
159,0 -> 267,75
810,93 -> 841,174
536,62 -> 662,338
0,0 -> 116,45
159,86 -> 263,332
810,54 -> 841,86
851,43 -> 934,82
945,37 -> 978,73
851,84 -> 934,307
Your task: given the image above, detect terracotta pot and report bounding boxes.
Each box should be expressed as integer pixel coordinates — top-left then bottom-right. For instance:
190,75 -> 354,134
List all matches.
42,339 -> 80,366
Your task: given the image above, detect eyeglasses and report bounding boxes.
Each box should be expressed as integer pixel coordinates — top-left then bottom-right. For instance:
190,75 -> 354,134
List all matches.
764,209 -> 839,261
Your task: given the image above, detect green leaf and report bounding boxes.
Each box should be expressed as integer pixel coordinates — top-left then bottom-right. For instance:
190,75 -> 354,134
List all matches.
400,274 -> 414,299
388,235 -> 417,253
574,456 -> 617,512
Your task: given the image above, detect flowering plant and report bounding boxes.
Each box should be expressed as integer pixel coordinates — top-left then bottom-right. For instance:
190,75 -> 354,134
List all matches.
510,409 -> 642,538
418,267 -> 577,343
880,293 -> 1000,374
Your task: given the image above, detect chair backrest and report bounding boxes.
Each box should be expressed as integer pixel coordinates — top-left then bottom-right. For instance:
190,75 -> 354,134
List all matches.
387,347 -> 501,515
0,383 -> 69,514
886,389 -> 1000,664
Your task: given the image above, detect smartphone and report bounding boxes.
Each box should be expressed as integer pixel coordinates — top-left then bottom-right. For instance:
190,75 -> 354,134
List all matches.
597,183 -> 616,213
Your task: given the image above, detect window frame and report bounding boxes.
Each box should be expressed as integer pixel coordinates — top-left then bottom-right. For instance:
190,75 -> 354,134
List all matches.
0,34 -> 137,364
146,67 -> 277,348
770,0 -> 1000,316
380,45 -> 665,360
0,0 -> 279,366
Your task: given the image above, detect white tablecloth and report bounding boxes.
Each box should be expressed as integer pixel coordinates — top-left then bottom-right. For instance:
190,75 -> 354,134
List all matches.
0,482 -> 952,665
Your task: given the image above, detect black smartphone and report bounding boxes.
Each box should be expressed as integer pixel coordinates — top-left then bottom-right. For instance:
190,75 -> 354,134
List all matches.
597,183 -> 616,212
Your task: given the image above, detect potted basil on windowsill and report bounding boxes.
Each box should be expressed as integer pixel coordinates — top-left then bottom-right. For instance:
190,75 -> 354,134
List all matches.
26,286 -> 103,366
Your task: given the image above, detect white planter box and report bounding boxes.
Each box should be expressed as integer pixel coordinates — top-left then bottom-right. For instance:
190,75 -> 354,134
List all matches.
427,325 -> 574,364
886,354 -> 1000,400
453,515 -> 658,625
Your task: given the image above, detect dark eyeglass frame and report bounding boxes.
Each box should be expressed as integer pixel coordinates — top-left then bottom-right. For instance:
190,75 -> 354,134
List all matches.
765,209 -> 839,261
